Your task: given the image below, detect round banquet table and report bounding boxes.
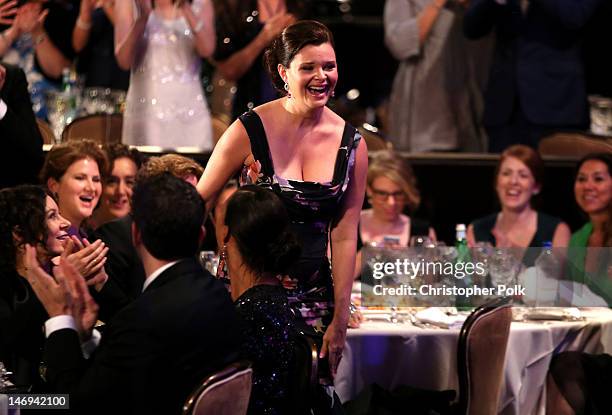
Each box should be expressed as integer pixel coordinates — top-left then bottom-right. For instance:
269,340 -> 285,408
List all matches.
335,308 -> 612,415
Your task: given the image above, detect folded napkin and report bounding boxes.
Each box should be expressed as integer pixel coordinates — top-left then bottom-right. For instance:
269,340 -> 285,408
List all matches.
414,307 -> 467,329
521,307 -> 582,321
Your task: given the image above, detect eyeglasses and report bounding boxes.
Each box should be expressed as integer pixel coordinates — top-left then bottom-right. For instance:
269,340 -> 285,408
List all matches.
371,188 -> 406,201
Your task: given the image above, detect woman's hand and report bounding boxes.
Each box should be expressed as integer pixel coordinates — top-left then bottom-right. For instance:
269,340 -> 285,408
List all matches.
134,0 -> 152,21
0,0 -> 17,25
15,3 -> 48,35
320,318 -> 348,378
65,237 -> 109,279
348,306 -> 364,328
260,12 -> 296,44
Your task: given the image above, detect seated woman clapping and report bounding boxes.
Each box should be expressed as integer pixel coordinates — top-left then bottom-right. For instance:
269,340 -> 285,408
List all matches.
221,185 -> 301,415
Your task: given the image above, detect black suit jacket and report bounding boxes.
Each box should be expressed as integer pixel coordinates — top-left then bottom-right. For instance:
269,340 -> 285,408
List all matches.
43,258 -> 243,414
464,0 -> 601,127
0,62 -> 44,189
90,216 -> 145,321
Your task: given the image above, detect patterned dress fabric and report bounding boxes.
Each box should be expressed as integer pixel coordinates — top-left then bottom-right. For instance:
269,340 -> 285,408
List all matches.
238,110 -> 361,334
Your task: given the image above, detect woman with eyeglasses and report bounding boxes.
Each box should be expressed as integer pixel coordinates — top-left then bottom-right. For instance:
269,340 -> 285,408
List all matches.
355,151 -> 435,278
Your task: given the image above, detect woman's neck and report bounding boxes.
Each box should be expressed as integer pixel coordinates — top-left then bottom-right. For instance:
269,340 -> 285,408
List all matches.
590,211 -> 609,233
499,205 -> 534,226
282,98 -> 324,126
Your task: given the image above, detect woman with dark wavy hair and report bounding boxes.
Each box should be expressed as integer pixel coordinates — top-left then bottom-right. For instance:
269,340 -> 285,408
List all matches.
0,185 -> 70,388
221,185 -> 301,414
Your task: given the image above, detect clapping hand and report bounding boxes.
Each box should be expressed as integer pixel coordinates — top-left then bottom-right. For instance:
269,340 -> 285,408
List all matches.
14,2 -> 48,35
0,0 -> 17,25
24,244 -> 99,341
65,237 -> 109,291
261,12 -> 296,44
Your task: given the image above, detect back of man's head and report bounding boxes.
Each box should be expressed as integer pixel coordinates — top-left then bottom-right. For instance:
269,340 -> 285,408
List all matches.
131,173 -> 205,260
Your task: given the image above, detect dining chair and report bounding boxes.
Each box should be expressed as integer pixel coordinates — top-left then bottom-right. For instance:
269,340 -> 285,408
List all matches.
61,113 -> 123,144
456,296 -> 513,415
358,124 -> 392,152
286,331 -> 320,414
212,113 -> 230,145
539,132 -> 612,158
182,360 -> 252,415
36,118 -> 56,145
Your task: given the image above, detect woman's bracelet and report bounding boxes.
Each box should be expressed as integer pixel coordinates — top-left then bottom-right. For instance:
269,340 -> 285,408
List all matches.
76,17 -> 93,30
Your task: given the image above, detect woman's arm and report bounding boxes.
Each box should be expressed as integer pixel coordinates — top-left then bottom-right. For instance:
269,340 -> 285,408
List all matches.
215,12 -> 294,81
180,0 -> 215,58
384,0 -> 447,61
114,0 -> 149,70
196,119 -> 251,214
552,222 -> 571,248
72,0 -> 96,53
323,138 -> 368,377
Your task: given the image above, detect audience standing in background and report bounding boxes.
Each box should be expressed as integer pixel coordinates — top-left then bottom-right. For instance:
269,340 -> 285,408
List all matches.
198,21 -> 368,392
23,173 -> 243,414
468,145 -> 570,263
212,0 -> 305,120
355,151 -> 435,278
0,62 -> 44,189
89,144 -> 144,230
464,0 -> 602,152
223,185 -> 301,415
1,0 -> 77,118
115,0 -> 215,149
384,0 -> 485,152
40,139 -> 108,237
73,0 -> 129,91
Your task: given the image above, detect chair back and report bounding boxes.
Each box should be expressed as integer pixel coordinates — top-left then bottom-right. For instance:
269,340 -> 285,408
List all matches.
62,114 -> 123,144
539,133 -> 612,158
286,331 -> 319,414
182,361 -> 252,415
457,296 -> 512,415
212,113 -> 230,145
36,118 -> 56,144
358,124 -> 391,152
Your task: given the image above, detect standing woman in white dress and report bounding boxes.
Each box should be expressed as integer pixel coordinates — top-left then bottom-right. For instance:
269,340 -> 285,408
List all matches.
114,0 -> 215,150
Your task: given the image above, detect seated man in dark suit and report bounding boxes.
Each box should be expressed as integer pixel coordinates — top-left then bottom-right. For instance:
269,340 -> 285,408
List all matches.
0,62 -> 44,189
24,173 -> 243,414
92,154 -> 206,321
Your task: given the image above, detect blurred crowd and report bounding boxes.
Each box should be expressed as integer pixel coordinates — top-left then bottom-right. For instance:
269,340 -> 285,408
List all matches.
1,0 -> 610,152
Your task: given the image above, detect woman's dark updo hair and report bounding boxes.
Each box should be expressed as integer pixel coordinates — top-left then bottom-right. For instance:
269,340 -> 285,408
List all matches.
264,20 -> 335,94
224,185 -> 301,277
0,185 -> 50,274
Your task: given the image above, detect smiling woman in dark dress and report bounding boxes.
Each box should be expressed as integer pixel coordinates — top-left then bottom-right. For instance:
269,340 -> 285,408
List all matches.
0,185 -> 70,388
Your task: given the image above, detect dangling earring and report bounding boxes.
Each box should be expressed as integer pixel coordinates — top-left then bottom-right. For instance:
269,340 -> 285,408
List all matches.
217,244 -> 229,281
331,89 -> 335,98
284,82 -> 291,98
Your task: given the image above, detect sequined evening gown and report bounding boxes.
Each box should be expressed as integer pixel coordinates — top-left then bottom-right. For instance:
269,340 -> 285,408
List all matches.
122,3 -> 213,150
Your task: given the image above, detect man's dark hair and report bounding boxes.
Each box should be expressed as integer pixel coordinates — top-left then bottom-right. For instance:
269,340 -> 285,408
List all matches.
131,173 -> 205,260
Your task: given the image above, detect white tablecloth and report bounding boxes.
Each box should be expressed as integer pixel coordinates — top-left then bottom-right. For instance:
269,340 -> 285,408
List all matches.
335,308 -> 612,415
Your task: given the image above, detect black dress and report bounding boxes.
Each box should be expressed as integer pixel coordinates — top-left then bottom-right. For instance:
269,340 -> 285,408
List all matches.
238,110 -> 362,335
471,211 -> 562,266
234,284 -> 294,415
0,271 -> 47,389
